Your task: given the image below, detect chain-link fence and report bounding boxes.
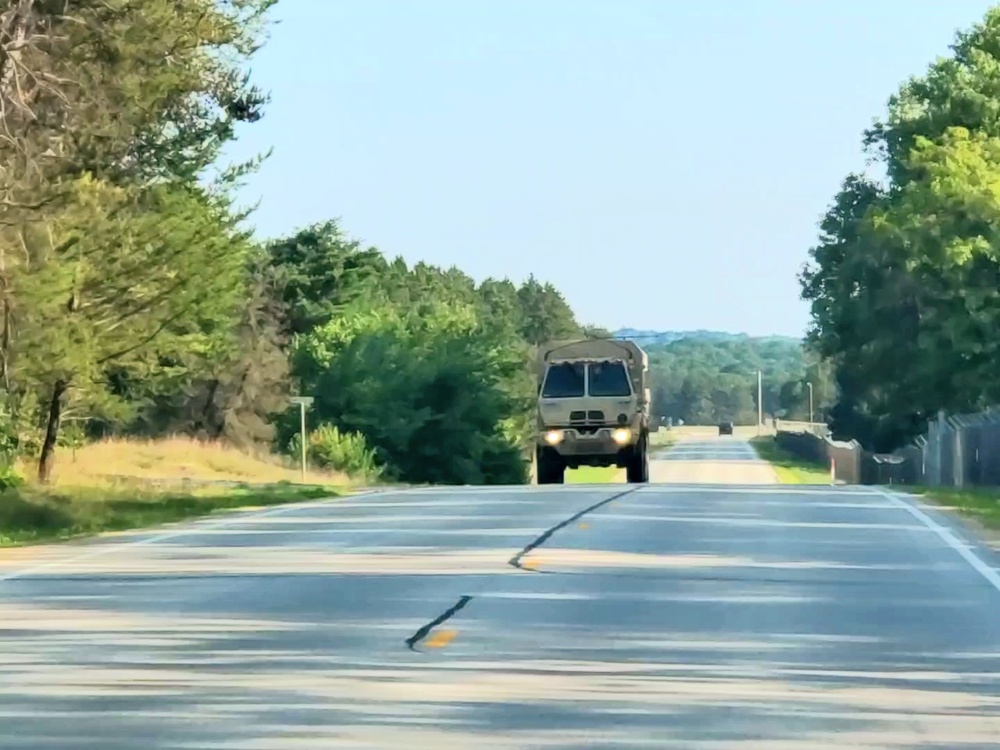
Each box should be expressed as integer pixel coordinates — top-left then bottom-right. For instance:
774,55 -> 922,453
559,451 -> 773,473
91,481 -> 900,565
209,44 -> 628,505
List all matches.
774,409 -> 1000,487
912,409 -> 1000,488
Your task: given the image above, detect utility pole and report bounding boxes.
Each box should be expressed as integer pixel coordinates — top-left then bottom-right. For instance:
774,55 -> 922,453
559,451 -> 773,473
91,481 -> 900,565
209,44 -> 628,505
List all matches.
289,396 -> 314,482
806,381 -> 814,427
757,369 -> 762,436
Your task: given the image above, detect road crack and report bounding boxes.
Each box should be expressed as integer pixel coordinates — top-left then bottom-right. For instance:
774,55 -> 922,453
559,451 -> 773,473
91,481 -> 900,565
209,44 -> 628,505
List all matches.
405,485 -> 643,651
508,486 -> 642,571
405,594 -> 473,651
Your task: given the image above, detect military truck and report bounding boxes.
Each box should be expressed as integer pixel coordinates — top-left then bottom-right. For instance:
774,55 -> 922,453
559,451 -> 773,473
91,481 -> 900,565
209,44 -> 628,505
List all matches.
534,338 -> 651,484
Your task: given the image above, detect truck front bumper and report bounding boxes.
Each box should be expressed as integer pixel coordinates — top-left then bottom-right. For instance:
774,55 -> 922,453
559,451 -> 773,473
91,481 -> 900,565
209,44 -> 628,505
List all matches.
538,426 -> 637,458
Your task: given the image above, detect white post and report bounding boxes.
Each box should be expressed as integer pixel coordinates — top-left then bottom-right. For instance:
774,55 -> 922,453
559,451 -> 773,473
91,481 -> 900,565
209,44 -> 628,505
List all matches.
290,396 -> 315,483
830,456 -> 836,485
757,369 -> 762,436
299,401 -> 307,481
807,381 -> 814,427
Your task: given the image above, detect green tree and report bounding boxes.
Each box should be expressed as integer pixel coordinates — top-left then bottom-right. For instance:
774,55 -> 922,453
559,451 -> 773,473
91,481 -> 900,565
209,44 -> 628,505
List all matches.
143,254 -> 291,447
288,301 -> 531,485
0,0 -> 273,217
476,278 -> 525,341
11,179 -> 251,480
516,274 -> 580,345
0,0 -> 275,480
864,8 -> 1000,185
266,220 -> 388,337
801,7 -> 1000,450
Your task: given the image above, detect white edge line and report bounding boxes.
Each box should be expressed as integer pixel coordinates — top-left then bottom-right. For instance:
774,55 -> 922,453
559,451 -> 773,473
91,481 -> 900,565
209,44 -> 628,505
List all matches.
0,486 -> 415,584
874,487 -> 1000,593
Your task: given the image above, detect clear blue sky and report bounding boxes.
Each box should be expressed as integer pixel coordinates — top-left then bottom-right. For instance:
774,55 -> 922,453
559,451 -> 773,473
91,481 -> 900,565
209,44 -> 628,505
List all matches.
223,0 -> 997,337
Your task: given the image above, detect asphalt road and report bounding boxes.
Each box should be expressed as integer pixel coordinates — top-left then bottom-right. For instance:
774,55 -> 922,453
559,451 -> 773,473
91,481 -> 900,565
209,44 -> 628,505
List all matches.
650,434 -> 777,484
2,439 -> 1000,748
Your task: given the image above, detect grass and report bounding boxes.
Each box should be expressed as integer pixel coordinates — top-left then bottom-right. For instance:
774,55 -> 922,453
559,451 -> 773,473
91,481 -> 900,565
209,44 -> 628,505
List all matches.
904,486 -> 1000,531
744,437 -> 1000,534
565,465 -> 623,483
20,435 -> 350,488
0,436 -> 358,548
0,481 -> 341,547
562,430 -> 675,484
749,436 -> 832,484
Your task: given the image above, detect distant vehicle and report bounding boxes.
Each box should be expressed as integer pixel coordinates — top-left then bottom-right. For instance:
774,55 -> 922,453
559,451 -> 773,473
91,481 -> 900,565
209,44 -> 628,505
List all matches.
718,421 -> 734,436
534,339 -> 651,485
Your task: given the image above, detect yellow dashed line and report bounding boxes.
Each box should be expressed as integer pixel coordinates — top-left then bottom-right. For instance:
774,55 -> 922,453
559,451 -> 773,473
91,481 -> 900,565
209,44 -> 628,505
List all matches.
521,558 -> 538,570
578,522 -> 589,529
424,629 -> 457,648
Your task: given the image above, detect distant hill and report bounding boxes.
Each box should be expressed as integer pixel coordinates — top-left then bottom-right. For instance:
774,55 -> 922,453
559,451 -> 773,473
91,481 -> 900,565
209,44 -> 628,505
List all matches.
611,328 -> 802,346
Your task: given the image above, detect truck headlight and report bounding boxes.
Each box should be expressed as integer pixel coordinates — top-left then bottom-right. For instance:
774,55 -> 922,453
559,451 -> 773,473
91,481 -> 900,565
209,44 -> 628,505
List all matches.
544,430 -> 563,445
612,427 -> 631,445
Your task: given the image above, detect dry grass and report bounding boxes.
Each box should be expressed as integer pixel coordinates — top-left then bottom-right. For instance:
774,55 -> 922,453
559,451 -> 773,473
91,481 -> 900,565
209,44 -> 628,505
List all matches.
15,435 -> 351,488
0,482 -> 340,547
0,435 -> 360,547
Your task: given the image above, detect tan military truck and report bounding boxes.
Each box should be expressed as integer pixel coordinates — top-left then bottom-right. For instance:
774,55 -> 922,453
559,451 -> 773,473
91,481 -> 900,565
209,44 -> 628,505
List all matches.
534,338 -> 651,484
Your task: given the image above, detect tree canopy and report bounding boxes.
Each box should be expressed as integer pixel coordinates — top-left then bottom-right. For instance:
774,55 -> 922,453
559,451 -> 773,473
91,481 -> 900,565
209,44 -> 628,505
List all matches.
801,7 -> 1000,451
0,0 -> 273,480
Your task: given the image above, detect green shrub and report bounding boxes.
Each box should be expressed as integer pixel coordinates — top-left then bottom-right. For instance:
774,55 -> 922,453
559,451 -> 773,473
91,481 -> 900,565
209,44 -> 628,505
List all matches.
288,423 -> 382,479
0,465 -> 24,491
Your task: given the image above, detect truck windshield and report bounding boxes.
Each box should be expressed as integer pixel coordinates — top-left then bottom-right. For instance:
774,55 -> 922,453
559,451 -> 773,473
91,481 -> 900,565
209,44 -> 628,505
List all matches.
542,362 -> 586,398
588,360 -> 632,397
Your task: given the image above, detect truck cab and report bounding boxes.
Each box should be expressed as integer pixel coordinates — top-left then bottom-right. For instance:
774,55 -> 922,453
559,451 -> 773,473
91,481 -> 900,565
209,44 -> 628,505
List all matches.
535,339 -> 650,485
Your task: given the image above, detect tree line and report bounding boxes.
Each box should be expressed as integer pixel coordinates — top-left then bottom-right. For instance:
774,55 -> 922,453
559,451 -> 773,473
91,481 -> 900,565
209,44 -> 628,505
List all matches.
0,1 -> 592,486
265,221 -> 585,484
801,7 -> 1000,452
644,335 -> 833,426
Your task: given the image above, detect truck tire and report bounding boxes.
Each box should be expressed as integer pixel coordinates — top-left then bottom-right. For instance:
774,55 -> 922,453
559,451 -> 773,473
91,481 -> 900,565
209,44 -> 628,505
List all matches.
536,447 -> 565,485
626,436 -> 649,483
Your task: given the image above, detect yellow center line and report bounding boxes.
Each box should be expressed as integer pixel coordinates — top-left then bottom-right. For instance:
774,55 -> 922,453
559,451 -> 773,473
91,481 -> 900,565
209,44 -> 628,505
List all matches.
424,629 -> 457,648
578,522 -> 589,529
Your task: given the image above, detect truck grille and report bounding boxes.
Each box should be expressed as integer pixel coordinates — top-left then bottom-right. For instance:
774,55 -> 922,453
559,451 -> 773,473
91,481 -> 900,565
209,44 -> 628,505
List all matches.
573,440 -> 608,454
569,410 -> 606,424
